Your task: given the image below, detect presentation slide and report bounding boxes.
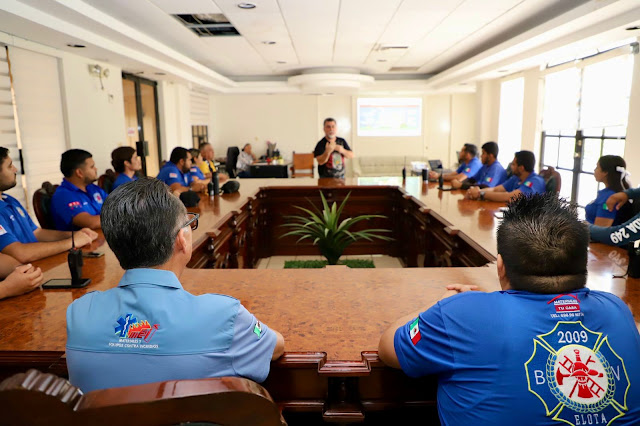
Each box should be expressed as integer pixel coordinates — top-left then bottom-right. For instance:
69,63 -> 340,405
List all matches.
357,98 -> 422,137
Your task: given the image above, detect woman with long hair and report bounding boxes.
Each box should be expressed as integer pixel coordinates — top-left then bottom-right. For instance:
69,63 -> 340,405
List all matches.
585,155 -> 631,226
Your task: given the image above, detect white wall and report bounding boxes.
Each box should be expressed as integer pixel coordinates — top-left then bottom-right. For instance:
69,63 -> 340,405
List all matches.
59,55 -> 126,174
625,45 -> 640,183
476,80 -> 500,145
158,80 -> 191,161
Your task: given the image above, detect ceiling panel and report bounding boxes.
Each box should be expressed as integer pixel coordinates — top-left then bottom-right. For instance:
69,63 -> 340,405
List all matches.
333,0 -> 402,66
213,0 -> 298,69
278,0 -> 339,67
394,0 -> 524,68
150,0 -> 222,14
201,37 -> 272,76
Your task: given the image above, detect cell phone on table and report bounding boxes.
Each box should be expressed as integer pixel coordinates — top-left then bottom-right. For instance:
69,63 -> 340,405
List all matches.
83,251 -> 104,258
41,278 -> 91,289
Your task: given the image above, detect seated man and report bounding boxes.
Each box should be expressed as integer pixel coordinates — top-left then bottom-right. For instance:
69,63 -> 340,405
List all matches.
0,253 -> 43,299
451,141 -> 506,189
189,148 -> 208,183
66,178 -> 285,392
198,143 -> 229,183
466,150 -> 545,202
51,149 -> 108,230
590,186 -> 640,246
379,193 -> 640,425
314,117 -> 354,179
236,143 -> 256,178
0,147 -> 97,263
111,146 -> 141,191
429,143 -> 481,182
157,147 -> 206,194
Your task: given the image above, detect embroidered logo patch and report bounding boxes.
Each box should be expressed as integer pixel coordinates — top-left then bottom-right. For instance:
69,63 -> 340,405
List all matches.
525,181 -> 533,188
110,313 -> 160,349
409,318 -> 421,345
465,167 -> 471,173
169,173 -> 178,178
93,193 -> 103,203
253,321 -> 263,338
0,225 -> 6,236
525,321 -> 629,425
18,208 -> 25,218
68,201 -> 82,210
485,177 -> 493,182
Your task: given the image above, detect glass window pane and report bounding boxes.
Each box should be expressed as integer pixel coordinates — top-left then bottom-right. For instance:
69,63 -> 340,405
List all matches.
580,55 -> 634,128
558,138 -> 575,169
543,137 -> 559,167
604,126 -> 626,137
543,68 -> 580,131
577,173 -> 598,207
582,127 -> 603,137
561,129 -> 577,137
558,169 -> 573,201
602,139 -> 625,157
582,138 -> 601,173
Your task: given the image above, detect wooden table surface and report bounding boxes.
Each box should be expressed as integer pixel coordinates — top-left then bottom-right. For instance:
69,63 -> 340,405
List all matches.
0,177 -> 638,361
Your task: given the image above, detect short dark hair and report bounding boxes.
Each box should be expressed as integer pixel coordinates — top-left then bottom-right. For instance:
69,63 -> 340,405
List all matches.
170,147 -> 189,164
189,148 -> 200,160
0,147 -> 8,165
60,149 -> 92,178
598,155 -> 630,192
463,143 -> 478,157
497,193 -> 588,293
324,117 -> 336,126
101,178 -> 186,269
514,150 -> 535,172
199,142 -> 211,150
242,143 -> 251,151
111,147 -> 136,174
482,141 -> 499,158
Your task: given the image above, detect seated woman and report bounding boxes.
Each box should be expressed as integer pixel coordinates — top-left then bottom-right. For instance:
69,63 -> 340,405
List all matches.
189,148 -> 210,185
584,155 -> 631,227
0,253 -> 43,299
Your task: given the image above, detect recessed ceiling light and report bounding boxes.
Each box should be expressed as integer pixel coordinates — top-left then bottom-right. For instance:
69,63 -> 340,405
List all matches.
626,25 -> 640,31
66,43 -> 85,48
237,3 -> 256,9
154,72 -> 166,76
277,61 -> 287,64
262,41 -> 276,45
377,59 -> 387,62
498,69 -> 509,73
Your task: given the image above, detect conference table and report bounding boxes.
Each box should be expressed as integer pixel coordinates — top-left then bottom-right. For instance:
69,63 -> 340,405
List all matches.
0,177 -> 637,424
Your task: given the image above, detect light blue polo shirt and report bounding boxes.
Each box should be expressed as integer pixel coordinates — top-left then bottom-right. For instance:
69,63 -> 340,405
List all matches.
111,173 -> 138,192
157,162 -> 191,188
50,179 -> 107,231
469,161 -> 507,188
0,193 -> 38,251
456,157 -> 482,177
66,268 -> 277,393
501,172 -> 546,195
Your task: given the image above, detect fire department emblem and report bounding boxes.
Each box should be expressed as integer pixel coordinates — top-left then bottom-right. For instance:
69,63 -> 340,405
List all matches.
525,321 -> 630,425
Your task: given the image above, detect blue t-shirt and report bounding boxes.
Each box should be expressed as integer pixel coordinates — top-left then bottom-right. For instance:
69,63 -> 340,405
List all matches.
66,268 -> 277,393
190,166 -> 205,181
456,157 -> 482,177
469,161 -> 507,188
156,162 -> 191,188
50,179 -> 107,231
585,188 -> 618,224
394,289 -> 640,426
590,187 -> 640,246
0,193 -> 38,251
112,173 -> 138,192
502,172 -> 546,195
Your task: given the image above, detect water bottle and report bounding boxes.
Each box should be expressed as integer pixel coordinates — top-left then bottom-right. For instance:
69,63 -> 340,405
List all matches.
438,169 -> 444,189
212,172 -> 220,196
207,179 -> 214,197
402,166 -> 406,181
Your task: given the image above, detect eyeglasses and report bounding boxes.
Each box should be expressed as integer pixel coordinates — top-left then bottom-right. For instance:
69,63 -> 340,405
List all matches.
181,212 -> 199,232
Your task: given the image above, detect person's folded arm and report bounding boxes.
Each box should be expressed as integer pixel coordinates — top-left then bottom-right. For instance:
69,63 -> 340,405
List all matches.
483,189 -> 521,202
33,228 -> 71,242
72,212 -> 101,230
590,212 -> 640,247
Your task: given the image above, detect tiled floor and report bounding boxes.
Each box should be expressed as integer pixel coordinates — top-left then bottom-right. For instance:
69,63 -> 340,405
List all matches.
256,254 -> 404,269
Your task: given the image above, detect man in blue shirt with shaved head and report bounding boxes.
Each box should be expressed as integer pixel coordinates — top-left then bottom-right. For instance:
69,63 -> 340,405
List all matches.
66,178 -> 284,392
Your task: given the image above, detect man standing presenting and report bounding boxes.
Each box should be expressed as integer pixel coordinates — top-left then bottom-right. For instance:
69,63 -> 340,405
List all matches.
51,149 -> 108,231
314,118 -> 354,179
0,147 -> 97,263
66,178 -> 285,392
379,193 -> 640,425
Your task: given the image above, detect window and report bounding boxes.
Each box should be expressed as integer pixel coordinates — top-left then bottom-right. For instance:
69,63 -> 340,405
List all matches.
497,78 -> 524,167
357,98 -> 422,137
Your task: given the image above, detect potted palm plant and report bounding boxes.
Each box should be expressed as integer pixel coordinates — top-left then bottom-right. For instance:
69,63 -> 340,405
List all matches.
280,191 -> 392,265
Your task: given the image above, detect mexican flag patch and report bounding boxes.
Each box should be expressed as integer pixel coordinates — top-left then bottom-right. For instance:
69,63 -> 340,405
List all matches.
485,177 -> 492,183
253,321 -> 263,338
409,318 -> 421,345
524,181 -> 533,188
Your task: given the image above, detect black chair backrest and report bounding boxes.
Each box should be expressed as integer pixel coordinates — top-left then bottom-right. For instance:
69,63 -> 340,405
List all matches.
32,182 -> 58,230
226,147 -> 240,178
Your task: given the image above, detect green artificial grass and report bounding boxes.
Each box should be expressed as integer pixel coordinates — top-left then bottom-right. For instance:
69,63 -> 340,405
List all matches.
284,259 -> 375,269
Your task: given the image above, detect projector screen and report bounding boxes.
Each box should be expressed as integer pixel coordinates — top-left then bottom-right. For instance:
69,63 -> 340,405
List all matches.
357,97 -> 422,137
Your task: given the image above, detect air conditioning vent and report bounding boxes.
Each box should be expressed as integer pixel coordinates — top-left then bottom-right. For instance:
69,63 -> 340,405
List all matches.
389,66 -> 420,72
173,14 -> 240,37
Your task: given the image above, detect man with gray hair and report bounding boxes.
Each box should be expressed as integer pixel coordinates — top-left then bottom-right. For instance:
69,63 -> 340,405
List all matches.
65,178 -> 284,392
